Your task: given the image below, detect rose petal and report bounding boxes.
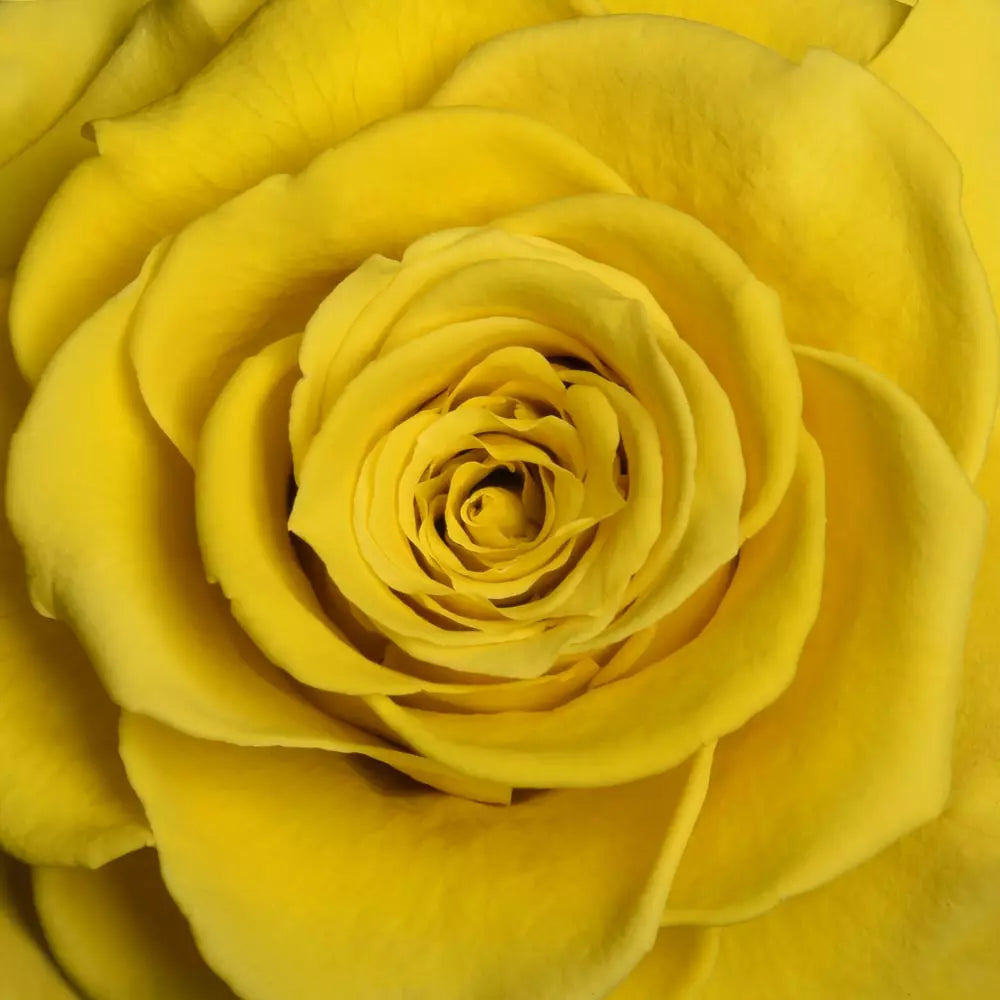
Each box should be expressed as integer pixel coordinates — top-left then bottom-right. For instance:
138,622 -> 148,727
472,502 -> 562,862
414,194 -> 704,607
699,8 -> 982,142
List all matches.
0,854 -> 75,1000
696,409 -> 1000,995
120,713 -> 713,1000
606,926 -> 719,1000
366,432 -> 823,788
663,347 -> 985,923
0,277 -> 149,868
9,0 -> 602,382
434,15 -> 998,475
32,849 -> 236,1000
6,257 -> 508,803
493,193 -> 799,540
871,0 -> 1000,310
602,0 -> 908,61
131,107 -> 629,465
0,0 -> 265,279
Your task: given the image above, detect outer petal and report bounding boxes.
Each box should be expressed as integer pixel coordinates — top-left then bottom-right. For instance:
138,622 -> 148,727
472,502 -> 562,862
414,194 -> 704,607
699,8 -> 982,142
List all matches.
9,0 -> 598,382
696,412 -> 1000,999
598,0 -> 908,62
605,927 -> 719,1000
433,15 -> 999,476
33,850 -> 236,1000
0,854 -> 77,1000
663,346 -> 985,923
0,0 -> 266,274
871,0 -> 1000,311
0,0 -> 144,163
5,261 -> 509,804
121,714 -> 713,1000
0,276 -> 149,868
127,108 -> 630,463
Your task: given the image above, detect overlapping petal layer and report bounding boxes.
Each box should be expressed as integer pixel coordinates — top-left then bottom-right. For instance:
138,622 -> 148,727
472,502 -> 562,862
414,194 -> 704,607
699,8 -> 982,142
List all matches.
8,0 -> 600,382
121,713 -> 713,1000
600,0 -> 908,62
434,14 -> 998,475
366,435 -> 823,787
5,260 -> 511,804
0,0 -> 266,276
33,850 -> 236,1000
0,278 -> 149,869
663,346 -> 985,922
0,854 -> 76,1000
696,412 -> 1000,998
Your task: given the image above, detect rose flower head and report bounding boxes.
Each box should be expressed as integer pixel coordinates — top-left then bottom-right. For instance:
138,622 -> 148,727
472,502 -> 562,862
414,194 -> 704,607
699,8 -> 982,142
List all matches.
1,1 -> 999,997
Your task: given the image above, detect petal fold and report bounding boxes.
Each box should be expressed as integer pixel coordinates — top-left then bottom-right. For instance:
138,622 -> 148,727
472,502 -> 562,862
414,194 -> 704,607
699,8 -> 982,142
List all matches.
33,850 -> 237,1000
9,0 -> 596,382
434,15 -> 998,475
121,714 -> 713,1000
366,433 -> 823,788
664,347 -> 985,924
0,277 -> 149,868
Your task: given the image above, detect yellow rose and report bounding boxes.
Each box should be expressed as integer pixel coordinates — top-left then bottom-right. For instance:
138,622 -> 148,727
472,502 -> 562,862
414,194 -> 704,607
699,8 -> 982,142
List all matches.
2,0 -> 999,997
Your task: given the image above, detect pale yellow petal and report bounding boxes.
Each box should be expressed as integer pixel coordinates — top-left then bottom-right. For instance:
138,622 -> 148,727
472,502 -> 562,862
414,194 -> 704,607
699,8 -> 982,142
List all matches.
365,434 -> 822,788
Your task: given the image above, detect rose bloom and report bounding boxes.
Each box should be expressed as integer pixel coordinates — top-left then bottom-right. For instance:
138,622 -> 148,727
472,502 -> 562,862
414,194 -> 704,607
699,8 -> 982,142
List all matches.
2,0 -> 999,997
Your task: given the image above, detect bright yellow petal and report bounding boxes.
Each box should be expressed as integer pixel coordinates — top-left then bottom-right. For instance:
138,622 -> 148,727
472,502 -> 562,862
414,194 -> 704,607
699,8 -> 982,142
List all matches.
9,0 -> 600,383
0,275 -> 149,868
495,193 -> 799,541
598,0 -> 908,62
33,850 -> 236,1000
606,927 -> 719,1000
697,412 -> 1000,998
0,0 -> 144,163
365,433 -> 823,788
126,108 -> 630,464
664,347 -> 985,924
5,258 -> 508,803
434,15 -> 998,476
871,0 -> 1000,312
0,0 -> 265,276
0,853 -> 76,1000
121,714 -> 713,1000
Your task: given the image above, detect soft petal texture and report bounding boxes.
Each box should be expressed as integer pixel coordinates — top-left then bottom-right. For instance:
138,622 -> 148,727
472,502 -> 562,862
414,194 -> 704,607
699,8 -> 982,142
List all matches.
6,261 -> 509,803
0,0 -> 144,162
433,15 -> 998,475
871,0 -> 1000,308
0,0 -> 266,275
366,433 -> 823,787
290,239 -> 745,678
599,0 -> 908,61
696,412 -> 1000,1000
494,192 -> 799,540
0,854 -> 76,1000
663,346 -> 986,923
121,714 -> 713,1000
8,0 -> 598,382
605,927 -> 719,1000
0,276 -> 149,868
126,108 -> 630,463
33,850 -> 236,1000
